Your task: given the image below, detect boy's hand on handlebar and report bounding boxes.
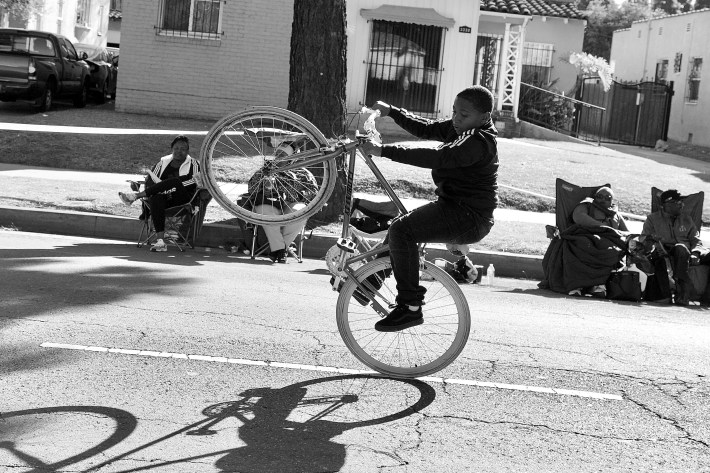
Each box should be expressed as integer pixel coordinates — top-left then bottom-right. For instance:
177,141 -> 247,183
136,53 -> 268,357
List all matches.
360,140 -> 382,157
371,101 -> 391,117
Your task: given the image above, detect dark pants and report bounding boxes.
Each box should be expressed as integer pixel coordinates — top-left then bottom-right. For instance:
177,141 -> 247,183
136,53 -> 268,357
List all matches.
646,244 -> 710,301
144,178 -> 193,233
386,199 -> 493,306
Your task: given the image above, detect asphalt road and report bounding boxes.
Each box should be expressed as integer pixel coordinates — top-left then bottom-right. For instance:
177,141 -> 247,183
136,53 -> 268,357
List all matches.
1,231 -> 709,472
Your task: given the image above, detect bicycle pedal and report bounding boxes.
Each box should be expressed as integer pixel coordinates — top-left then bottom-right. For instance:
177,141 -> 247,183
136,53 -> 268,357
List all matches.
336,238 -> 358,253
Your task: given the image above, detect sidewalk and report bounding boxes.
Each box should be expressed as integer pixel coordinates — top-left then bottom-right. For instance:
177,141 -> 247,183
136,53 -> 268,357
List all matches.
0,162 -> 549,279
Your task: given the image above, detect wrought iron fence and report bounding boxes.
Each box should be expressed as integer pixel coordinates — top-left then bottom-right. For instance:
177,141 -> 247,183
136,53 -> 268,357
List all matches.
156,0 -> 222,39
364,20 -> 444,117
578,78 -> 673,147
518,82 -> 606,145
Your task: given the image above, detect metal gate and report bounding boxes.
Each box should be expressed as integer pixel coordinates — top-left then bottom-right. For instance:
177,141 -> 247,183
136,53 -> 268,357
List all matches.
364,20 -> 445,117
577,78 -> 673,147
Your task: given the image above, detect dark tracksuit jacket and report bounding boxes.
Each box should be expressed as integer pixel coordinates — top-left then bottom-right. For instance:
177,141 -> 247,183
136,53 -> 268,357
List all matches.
380,106 -> 499,220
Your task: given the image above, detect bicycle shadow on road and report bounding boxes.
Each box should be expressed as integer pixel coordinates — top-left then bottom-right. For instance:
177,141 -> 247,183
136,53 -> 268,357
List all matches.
81,375 -> 436,472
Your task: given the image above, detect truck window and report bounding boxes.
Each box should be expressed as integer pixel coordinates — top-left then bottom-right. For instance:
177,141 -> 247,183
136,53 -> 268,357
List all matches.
62,39 -> 78,60
30,37 -> 55,57
0,33 -> 30,54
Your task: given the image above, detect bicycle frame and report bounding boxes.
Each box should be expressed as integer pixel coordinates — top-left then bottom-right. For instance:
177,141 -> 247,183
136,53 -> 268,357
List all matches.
272,125 -> 418,314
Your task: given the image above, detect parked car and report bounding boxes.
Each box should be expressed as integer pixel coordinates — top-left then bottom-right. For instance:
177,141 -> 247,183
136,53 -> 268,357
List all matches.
0,28 -> 91,111
74,43 -> 116,103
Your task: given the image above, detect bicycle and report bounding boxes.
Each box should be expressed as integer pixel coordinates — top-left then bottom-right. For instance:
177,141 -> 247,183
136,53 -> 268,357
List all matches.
199,106 -> 471,378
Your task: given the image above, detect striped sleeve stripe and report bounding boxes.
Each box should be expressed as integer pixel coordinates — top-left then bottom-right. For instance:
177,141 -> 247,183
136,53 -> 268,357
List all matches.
440,133 -> 472,149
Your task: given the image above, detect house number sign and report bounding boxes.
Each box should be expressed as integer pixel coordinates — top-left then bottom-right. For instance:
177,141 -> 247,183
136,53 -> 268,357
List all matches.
459,26 -> 472,33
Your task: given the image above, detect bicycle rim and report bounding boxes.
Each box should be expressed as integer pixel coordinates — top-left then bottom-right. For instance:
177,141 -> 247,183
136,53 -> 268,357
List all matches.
199,106 -> 337,225
336,258 -> 471,378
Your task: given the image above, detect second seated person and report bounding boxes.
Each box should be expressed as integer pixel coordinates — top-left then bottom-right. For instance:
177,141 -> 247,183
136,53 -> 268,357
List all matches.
359,85 -> 498,332
568,186 -> 628,297
245,159 -> 318,264
118,135 -> 201,252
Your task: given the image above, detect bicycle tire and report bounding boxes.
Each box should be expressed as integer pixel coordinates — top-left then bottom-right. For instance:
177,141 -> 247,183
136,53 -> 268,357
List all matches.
199,106 -> 337,225
336,258 -> 471,378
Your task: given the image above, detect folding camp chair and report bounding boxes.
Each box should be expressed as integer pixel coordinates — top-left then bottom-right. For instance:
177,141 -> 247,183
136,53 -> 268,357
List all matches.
239,221 -> 307,263
548,178 -> 611,237
649,187 -> 708,301
132,180 -> 211,252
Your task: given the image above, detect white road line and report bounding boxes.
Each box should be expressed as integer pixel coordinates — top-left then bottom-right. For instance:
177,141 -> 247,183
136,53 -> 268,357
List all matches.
0,122 -> 209,135
40,342 -> 623,401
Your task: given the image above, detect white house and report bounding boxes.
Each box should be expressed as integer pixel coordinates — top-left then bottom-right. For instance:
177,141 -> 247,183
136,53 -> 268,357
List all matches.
610,9 -> 710,147
0,0 -> 111,47
116,0 -> 584,124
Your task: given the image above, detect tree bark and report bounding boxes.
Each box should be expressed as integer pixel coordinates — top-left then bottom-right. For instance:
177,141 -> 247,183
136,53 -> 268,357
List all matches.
288,0 -> 347,224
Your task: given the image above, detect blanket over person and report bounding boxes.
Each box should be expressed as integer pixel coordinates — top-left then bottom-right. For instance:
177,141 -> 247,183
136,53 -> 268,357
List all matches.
540,224 -> 627,293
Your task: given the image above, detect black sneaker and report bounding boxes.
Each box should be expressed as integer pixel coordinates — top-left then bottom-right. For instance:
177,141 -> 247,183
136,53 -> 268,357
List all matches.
374,305 -> 423,332
452,256 -> 476,284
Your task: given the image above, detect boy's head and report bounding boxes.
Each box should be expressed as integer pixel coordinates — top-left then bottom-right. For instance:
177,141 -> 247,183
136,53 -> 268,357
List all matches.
453,86 -> 494,135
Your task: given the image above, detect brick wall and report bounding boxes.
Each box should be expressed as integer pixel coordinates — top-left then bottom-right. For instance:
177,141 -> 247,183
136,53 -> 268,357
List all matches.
116,0 -> 294,120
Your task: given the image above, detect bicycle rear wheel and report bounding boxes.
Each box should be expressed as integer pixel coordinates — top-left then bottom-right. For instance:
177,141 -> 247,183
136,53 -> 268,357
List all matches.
336,258 -> 471,378
199,106 -> 337,225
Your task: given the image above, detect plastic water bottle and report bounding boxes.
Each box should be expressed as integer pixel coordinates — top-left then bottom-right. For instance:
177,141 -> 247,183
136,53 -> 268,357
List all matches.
487,264 -> 495,286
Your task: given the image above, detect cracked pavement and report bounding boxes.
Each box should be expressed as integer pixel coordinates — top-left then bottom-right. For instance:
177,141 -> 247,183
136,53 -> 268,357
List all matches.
1,231 -> 709,472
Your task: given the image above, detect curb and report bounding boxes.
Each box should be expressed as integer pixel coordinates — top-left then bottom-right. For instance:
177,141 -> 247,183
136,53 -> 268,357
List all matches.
0,206 -> 544,280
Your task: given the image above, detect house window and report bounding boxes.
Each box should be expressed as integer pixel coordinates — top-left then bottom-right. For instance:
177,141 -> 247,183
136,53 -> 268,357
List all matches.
110,0 -> 122,10
77,0 -> 91,26
474,35 -> 502,96
157,0 -> 222,39
522,42 -> 554,86
687,57 -> 702,103
655,59 -> 668,84
364,20 -> 444,116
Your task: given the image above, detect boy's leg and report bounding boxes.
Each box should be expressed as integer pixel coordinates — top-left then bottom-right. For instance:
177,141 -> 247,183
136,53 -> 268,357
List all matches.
387,199 -> 492,307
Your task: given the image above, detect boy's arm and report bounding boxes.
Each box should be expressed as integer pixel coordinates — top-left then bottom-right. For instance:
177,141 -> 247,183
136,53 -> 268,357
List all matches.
388,106 -> 454,142
382,130 -> 496,169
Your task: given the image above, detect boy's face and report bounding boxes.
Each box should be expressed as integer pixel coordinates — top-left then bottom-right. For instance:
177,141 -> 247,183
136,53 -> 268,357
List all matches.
452,97 -> 489,135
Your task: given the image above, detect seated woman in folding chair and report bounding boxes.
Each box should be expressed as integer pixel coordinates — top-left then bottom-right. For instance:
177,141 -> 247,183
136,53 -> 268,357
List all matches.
567,186 -> 629,297
245,165 -> 317,263
118,135 -> 201,252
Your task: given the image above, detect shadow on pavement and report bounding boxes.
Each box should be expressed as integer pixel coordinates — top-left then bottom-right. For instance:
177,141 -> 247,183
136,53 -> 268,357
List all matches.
80,375 -> 435,472
0,405 -> 138,471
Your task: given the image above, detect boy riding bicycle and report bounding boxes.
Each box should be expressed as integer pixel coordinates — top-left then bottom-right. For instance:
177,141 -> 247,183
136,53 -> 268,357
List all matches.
360,85 -> 499,332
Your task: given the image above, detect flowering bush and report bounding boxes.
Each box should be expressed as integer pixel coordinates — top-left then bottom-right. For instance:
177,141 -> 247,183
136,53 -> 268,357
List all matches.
568,52 -> 614,91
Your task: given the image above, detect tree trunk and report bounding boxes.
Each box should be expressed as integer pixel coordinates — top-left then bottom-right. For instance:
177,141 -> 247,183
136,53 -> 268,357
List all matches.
288,0 -> 347,224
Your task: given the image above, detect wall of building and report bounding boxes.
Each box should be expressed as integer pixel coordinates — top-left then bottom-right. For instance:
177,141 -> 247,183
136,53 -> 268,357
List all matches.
524,16 -> 584,94
116,0 -> 294,119
346,0 -> 479,119
610,10 -> 710,146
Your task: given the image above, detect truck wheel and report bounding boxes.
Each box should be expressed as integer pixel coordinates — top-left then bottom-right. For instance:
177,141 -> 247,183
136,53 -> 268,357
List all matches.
73,80 -> 88,108
35,82 -> 54,112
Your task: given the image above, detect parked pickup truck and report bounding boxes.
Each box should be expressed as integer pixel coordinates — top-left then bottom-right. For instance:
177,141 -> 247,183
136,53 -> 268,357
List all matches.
0,28 -> 91,111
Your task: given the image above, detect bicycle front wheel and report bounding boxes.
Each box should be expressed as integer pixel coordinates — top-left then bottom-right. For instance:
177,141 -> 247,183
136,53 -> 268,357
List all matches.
336,258 -> 471,378
199,106 -> 337,225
